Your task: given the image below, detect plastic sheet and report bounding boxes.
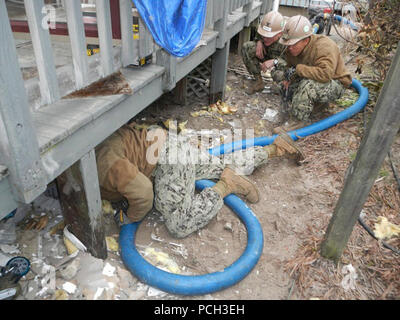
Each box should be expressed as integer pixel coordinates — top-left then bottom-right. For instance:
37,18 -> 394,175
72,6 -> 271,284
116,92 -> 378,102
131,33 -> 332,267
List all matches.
132,0 -> 208,57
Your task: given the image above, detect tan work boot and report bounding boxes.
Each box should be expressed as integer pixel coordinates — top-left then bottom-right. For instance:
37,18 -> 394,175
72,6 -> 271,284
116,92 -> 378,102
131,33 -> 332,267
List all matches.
264,129 -> 305,162
246,75 -> 265,95
212,167 -> 260,203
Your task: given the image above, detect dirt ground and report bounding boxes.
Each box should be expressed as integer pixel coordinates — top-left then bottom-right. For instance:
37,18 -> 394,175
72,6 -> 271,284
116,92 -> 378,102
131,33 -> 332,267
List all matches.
1,28 -> 399,301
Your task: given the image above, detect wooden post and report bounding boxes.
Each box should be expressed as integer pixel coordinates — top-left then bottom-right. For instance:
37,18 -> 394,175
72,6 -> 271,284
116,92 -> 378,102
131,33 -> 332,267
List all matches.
238,27 -> 251,57
210,40 -> 231,103
173,77 -> 188,106
320,44 -> 400,262
57,150 -> 107,259
214,0 -> 230,49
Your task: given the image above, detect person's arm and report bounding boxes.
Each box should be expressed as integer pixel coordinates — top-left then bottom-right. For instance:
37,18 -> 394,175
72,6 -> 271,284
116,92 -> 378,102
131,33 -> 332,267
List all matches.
295,46 -> 338,83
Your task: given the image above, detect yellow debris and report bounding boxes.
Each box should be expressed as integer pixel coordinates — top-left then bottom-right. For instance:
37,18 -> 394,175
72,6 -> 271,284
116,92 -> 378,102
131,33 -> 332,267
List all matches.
102,200 -> 114,215
374,216 -> 400,240
163,119 -> 177,130
54,289 -> 69,300
63,236 -> 78,255
106,236 -> 119,252
144,247 -> 181,274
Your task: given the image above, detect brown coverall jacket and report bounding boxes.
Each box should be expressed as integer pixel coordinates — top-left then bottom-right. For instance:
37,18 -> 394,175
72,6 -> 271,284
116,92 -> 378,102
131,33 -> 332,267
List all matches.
286,34 -> 352,87
95,124 -> 165,221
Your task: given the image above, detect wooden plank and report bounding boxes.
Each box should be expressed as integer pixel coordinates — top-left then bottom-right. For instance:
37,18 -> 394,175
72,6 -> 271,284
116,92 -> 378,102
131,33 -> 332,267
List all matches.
24,0 -> 61,105
321,45 -> 400,262
214,0 -> 230,48
138,16 -> 153,59
64,0 -> 89,89
210,40 -> 231,103
96,0 -> 114,76
244,0 -> 255,26
0,0 -> 46,203
156,49 -> 177,91
119,0 -> 136,66
57,150 -> 107,259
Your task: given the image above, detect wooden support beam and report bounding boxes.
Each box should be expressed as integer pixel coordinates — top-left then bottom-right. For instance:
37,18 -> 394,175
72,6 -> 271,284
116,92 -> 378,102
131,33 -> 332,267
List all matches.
214,0 -> 230,49
156,49 -> 177,91
238,26 -> 251,57
210,40 -> 230,103
321,44 -> 400,262
173,77 -> 188,106
57,150 -> 107,259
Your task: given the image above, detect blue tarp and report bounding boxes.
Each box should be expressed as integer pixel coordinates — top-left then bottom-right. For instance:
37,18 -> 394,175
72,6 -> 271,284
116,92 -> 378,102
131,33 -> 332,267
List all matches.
132,0 -> 208,57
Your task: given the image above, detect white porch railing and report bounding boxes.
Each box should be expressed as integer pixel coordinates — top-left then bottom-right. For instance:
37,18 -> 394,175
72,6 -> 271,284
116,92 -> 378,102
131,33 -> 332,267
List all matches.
0,0 -> 273,214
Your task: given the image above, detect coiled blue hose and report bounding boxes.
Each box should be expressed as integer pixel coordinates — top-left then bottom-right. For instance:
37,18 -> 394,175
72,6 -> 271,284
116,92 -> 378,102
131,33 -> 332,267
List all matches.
120,78 -> 368,295
120,180 -> 263,295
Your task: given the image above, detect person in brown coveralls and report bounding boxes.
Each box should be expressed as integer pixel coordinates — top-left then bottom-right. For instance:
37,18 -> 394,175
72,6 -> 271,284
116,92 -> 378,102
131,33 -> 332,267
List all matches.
96,123 -> 304,238
274,15 -> 352,131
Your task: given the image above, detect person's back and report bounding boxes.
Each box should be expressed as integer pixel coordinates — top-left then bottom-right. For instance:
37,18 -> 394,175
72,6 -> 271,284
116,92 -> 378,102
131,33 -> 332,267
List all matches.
285,34 -> 352,87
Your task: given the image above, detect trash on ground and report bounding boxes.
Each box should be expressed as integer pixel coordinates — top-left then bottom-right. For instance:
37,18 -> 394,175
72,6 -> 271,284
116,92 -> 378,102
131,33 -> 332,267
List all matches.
262,108 -> 279,122
142,247 -> 181,274
105,236 -> 119,252
341,264 -> 358,291
63,226 -> 87,255
373,216 -> 400,240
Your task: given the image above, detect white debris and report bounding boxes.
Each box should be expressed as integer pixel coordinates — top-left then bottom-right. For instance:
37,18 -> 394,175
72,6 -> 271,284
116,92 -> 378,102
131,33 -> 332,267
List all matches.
147,286 -> 167,297
262,108 -> 279,122
341,264 -> 358,291
102,262 -> 116,277
62,282 -> 77,294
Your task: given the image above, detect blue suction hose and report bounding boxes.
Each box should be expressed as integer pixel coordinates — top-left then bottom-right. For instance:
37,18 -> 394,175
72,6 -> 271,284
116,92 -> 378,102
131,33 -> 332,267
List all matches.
120,180 -> 263,295
209,79 -> 368,156
120,80 -> 368,295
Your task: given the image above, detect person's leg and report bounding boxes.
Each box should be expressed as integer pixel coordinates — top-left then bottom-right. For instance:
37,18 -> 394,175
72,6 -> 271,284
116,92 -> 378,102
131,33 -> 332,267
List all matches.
241,41 -> 265,94
153,134 -> 224,238
290,79 -> 345,121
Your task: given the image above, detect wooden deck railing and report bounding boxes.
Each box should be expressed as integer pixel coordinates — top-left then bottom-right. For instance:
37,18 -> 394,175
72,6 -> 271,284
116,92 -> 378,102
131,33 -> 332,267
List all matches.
0,0 -> 273,221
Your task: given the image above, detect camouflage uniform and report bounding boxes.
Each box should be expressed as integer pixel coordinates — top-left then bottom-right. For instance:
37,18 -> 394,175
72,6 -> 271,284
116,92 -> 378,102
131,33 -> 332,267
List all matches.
153,132 -> 269,238
241,40 -> 287,82
286,78 -> 345,121
283,34 -> 352,121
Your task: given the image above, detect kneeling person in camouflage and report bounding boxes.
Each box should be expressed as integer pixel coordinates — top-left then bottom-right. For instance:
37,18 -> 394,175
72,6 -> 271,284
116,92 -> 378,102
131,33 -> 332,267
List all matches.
276,15 -> 352,129
241,11 -> 287,94
96,123 -> 304,238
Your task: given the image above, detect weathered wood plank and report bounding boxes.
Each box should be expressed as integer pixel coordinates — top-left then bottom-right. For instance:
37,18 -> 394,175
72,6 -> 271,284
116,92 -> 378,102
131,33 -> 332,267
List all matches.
214,0 -> 230,48
210,40 -> 231,103
321,44 -> 400,262
24,0 -> 60,105
57,150 -> 107,259
156,50 -> 177,91
120,0 -> 136,67
0,0 -> 46,203
96,0 -> 114,76
64,0 -> 89,89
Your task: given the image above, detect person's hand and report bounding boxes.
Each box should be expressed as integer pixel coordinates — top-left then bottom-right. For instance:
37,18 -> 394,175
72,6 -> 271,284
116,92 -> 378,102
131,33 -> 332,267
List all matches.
282,80 -> 290,90
284,67 -> 297,81
255,40 -> 265,60
260,59 -> 275,72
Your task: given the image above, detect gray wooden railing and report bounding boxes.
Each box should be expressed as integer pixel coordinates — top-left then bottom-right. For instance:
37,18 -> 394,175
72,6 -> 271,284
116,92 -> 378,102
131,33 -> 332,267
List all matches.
0,0 -> 273,223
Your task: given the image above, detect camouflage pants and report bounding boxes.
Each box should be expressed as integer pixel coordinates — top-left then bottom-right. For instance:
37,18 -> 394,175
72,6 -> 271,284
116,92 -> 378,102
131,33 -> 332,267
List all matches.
241,41 -> 284,82
153,133 -> 268,238
288,78 -> 345,121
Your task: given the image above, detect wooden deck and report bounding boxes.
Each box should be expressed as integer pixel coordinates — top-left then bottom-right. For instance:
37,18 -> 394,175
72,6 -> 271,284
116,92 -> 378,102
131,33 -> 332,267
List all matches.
0,0 -> 273,228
